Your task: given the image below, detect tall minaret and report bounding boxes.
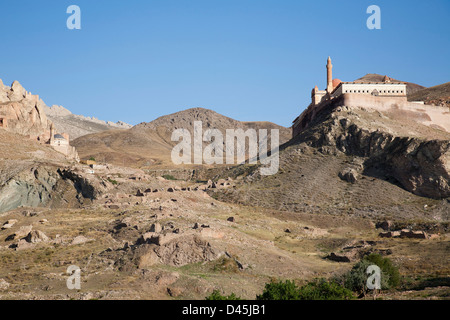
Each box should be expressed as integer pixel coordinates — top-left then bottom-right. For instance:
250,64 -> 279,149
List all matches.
326,56 -> 333,93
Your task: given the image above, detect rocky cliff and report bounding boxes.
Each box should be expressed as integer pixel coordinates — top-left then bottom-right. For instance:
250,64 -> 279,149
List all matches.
211,103 -> 450,219
293,105 -> 450,199
0,79 -> 52,141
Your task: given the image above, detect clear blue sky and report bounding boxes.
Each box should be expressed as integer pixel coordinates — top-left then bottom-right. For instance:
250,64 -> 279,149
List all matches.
1,0 -> 449,127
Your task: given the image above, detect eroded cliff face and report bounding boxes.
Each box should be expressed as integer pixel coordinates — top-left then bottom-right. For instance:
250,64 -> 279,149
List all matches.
0,80 -> 52,141
293,105 -> 450,199
0,166 -> 59,213
0,165 -> 106,213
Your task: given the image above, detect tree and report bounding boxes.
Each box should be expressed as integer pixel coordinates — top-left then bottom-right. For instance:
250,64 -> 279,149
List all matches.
257,280 -> 301,300
341,254 -> 399,295
297,278 -> 355,300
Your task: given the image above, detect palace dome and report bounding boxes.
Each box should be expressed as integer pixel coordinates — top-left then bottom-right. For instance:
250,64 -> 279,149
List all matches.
332,79 -> 342,88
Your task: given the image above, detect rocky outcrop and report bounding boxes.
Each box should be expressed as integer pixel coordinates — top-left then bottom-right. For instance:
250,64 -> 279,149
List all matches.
0,80 -> 52,141
294,106 -> 450,199
0,165 -> 106,213
0,166 -> 60,213
25,230 -> 49,243
0,79 -> 80,161
57,168 -> 107,200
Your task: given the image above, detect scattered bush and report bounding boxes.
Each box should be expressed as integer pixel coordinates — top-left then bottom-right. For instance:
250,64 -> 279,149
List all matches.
257,279 -> 354,300
257,280 -> 301,300
107,178 -> 118,185
297,278 -> 355,300
364,253 -> 400,288
206,290 -> 241,300
340,254 -> 399,295
213,257 -> 240,273
162,174 -> 177,181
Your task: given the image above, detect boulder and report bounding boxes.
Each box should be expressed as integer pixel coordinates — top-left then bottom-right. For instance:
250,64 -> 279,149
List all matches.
376,220 -> 393,231
338,168 -> 359,184
25,230 -> 49,243
71,235 -> 92,245
15,239 -> 35,250
0,279 -> 10,291
150,223 -> 162,233
6,225 -> 33,241
1,219 -> 18,230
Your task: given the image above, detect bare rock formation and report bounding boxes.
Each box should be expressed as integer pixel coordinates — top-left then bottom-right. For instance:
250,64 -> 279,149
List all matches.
292,105 -> 450,199
0,80 -> 52,141
0,79 -> 80,161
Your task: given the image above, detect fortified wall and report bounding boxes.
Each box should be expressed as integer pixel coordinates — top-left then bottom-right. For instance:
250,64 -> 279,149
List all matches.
293,94 -> 450,137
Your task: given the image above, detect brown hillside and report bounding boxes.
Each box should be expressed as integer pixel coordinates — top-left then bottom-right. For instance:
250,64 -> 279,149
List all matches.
355,74 -> 425,95
407,82 -> 450,108
73,108 -> 291,168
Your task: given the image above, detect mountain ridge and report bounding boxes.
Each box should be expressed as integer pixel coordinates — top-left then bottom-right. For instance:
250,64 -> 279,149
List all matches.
73,107 -> 291,168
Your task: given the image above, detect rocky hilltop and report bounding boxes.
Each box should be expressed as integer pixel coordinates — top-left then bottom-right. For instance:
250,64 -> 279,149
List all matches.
212,99 -> 450,218
43,104 -> 132,140
0,79 -> 52,141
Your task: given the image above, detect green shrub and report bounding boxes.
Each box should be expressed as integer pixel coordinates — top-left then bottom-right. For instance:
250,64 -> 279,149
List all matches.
364,253 -> 400,288
297,278 -> 355,300
341,254 -> 399,294
206,290 -> 241,300
107,178 -> 118,185
89,157 -> 96,161
257,279 -> 354,300
257,280 -> 301,300
162,174 -> 177,181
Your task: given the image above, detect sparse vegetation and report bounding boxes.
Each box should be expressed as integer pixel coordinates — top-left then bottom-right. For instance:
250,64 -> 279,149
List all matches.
206,290 -> 241,300
257,280 -> 301,300
297,278 -> 355,300
337,254 -> 400,295
107,178 -> 118,185
162,174 -> 177,181
213,257 -> 240,273
256,279 -> 354,300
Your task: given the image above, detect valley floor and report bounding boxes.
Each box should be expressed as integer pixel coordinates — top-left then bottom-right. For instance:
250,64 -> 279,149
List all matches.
0,174 -> 448,300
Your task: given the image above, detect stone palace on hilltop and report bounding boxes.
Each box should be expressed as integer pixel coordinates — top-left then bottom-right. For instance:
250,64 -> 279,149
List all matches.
292,57 -> 449,137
